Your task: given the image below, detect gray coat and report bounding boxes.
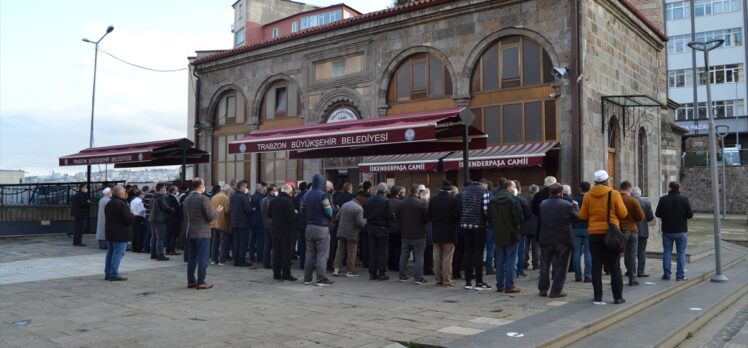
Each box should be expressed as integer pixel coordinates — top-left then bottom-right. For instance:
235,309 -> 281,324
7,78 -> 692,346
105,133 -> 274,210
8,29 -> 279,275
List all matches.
95,196 -> 111,240
336,200 -> 366,242
183,192 -> 217,239
635,195 -> 655,238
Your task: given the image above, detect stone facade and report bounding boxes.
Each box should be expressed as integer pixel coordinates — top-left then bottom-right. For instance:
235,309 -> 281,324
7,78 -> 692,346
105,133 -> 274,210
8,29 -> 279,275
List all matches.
190,0 -> 674,197
680,166 -> 748,214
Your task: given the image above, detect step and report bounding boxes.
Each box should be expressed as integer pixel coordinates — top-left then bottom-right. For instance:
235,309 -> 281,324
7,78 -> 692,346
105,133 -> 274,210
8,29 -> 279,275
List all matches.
444,242 -> 747,348
567,259 -> 748,348
646,242 -> 714,263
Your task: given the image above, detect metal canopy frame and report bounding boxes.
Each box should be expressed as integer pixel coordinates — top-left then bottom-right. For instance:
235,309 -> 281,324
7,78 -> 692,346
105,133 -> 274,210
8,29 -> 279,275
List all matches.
601,95 -> 665,137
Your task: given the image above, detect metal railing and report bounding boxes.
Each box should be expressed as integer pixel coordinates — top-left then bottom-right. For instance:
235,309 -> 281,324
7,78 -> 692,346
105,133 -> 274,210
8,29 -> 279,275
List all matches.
0,181 -> 124,206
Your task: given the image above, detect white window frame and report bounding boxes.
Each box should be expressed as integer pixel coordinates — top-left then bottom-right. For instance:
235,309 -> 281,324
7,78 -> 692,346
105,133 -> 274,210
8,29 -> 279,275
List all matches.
272,27 -> 280,39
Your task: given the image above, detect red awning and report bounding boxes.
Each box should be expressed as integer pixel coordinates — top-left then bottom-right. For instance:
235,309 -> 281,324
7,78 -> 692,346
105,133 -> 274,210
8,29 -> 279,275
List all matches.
359,152 -> 451,173
228,108 -> 487,159
442,141 -> 558,170
357,141 -> 558,173
59,138 -> 210,168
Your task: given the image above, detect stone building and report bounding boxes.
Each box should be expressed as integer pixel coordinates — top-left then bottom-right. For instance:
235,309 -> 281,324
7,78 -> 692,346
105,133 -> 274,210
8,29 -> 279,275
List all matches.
188,0 -> 684,198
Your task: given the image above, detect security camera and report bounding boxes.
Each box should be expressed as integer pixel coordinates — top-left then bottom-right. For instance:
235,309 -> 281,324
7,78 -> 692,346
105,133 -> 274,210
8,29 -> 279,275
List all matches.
552,67 -> 569,78
548,92 -> 560,99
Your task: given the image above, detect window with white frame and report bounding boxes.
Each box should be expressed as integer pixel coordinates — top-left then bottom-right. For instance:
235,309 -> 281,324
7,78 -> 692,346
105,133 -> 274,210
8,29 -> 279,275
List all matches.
668,28 -> 743,54
300,9 -> 343,30
669,64 -> 743,87
272,28 -> 280,39
676,99 -> 745,120
292,21 -> 298,33
234,27 -> 245,46
666,1 -> 691,20
694,0 -> 742,16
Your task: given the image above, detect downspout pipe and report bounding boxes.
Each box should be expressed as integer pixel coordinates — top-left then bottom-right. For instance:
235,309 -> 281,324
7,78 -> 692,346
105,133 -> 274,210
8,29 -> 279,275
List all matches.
192,67 -> 201,179
570,0 -> 582,192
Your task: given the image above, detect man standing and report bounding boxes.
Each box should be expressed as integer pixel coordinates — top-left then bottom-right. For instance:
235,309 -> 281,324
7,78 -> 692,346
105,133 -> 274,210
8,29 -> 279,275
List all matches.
364,183 -> 393,281
142,186 -> 154,256
294,182 -> 308,269
537,183 -> 579,298
230,180 -> 253,267
104,185 -> 134,281
388,186 -> 405,272
249,184 -> 266,264
184,178 -> 223,289
530,176 -> 557,267
396,184 -> 430,285
655,181 -> 693,281
130,190 -> 146,252
429,181 -> 460,287
578,170 -> 628,304
301,174 -> 335,286
488,180 -> 524,293
619,181 -> 645,286
522,184 -> 541,271
210,184 -> 232,266
572,182 -> 592,283
632,186 -> 655,278
149,184 -> 175,261
513,181 -> 532,277
165,185 -> 182,256
70,183 -> 90,246
95,187 -> 112,249
334,191 -> 368,277
269,184 -> 298,281
260,185 -> 277,269
460,181 -> 492,291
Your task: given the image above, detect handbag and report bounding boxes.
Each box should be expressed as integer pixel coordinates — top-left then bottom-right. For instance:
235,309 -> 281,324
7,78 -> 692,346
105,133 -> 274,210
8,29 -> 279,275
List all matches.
603,191 -> 626,253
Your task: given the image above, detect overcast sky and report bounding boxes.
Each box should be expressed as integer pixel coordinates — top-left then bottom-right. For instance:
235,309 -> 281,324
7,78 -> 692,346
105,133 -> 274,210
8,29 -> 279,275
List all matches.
0,0 -> 390,176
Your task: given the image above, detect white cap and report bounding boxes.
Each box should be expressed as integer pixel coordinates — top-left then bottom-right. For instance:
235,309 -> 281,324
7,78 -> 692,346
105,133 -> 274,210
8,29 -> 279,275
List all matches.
102,188 -> 111,195
417,184 -> 426,192
594,170 -> 609,182
543,176 -> 557,186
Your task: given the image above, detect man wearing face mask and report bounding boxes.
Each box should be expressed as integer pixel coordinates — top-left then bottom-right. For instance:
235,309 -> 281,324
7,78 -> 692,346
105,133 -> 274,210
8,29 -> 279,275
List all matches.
230,180 -> 253,267
183,178 -> 223,289
260,185 -> 278,269
488,179 -> 524,293
71,183 -> 91,246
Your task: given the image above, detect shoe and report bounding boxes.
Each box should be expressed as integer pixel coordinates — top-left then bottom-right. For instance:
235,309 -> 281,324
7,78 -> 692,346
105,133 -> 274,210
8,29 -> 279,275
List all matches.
304,279 -> 313,285
73,243 -> 87,247
67,233 -> 72,237
196,283 -> 213,290
676,277 -> 688,281
150,255 -> 157,260
614,298 -> 626,305
638,273 -> 650,278
156,256 -> 170,261
378,275 -> 390,281
504,287 -> 521,294
399,276 -> 411,282
539,292 -> 548,297
549,292 -> 567,298
584,277 -> 592,283
575,277 -> 582,282
464,282 -> 473,290
485,269 -> 496,275
370,274 -> 378,280
273,276 -> 283,280
316,278 -> 334,287
474,282 -> 492,291
496,288 -> 505,293
235,263 -> 252,267
210,261 -> 216,265
516,273 -> 527,278
444,281 -> 455,288
172,252 -> 181,256
109,275 -> 127,281
414,278 -> 428,285
282,275 -> 298,281
333,269 -> 340,276
187,283 -> 197,288
661,275 -> 671,281
217,263 -> 224,266
345,272 -> 359,277
104,276 -> 111,281
629,280 -> 640,286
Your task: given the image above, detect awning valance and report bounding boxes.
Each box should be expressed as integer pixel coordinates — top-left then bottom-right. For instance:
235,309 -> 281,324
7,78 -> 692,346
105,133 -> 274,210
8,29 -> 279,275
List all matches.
59,138 -> 210,168
228,108 -> 487,159
358,141 -> 558,173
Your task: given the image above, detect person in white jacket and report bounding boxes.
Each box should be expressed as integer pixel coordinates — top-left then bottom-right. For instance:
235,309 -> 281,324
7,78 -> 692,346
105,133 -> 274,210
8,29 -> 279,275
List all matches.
95,188 -> 112,249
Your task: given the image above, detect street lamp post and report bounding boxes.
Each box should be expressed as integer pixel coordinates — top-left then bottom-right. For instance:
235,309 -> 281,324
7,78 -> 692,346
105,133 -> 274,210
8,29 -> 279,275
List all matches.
82,25 -> 114,239
459,109 -> 476,186
716,125 -> 729,220
687,39 -> 727,283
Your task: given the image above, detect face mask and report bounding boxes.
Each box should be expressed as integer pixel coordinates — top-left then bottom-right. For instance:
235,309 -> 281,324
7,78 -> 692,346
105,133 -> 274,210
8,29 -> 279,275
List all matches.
81,188 -> 88,193
244,188 -> 249,194
513,189 -> 519,197
272,191 -> 278,197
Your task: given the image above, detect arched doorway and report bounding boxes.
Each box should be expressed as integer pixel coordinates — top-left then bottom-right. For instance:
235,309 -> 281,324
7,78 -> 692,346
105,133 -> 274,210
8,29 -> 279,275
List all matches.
637,127 -> 647,195
607,117 -> 620,188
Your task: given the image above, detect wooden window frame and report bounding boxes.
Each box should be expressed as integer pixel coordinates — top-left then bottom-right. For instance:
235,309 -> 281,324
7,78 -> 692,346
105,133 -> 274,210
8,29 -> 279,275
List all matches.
389,54 -> 452,104
476,37 -> 552,93
473,98 -> 558,146
274,84 -> 288,118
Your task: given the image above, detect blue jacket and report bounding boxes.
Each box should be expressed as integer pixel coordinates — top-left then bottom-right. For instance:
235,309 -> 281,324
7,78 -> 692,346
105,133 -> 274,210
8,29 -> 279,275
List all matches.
250,191 -> 264,226
301,174 -> 333,227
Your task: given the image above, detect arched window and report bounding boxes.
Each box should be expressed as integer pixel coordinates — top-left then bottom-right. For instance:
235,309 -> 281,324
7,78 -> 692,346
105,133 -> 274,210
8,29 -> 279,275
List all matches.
468,36 -> 557,145
607,117 -> 620,188
638,127 -> 647,195
259,80 -> 302,121
387,54 -> 453,103
211,89 -> 249,185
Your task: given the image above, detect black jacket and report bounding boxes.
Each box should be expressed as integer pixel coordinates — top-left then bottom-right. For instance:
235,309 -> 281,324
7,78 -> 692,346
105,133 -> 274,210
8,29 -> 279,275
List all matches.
333,191 -> 354,209
429,191 -> 460,244
538,197 -> 579,246
149,193 -> 174,224
230,191 -> 252,229
269,192 -> 296,237
70,191 -> 89,218
515,195 -> 532,235
363,193 -> 393,229
655,191 -> 693,234
531,186 -> 551,234
396,196 -> 429,240
105,196 -> 134,242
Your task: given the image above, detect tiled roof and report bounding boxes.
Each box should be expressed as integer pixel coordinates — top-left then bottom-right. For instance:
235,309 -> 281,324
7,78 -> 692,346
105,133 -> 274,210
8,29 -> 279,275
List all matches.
192,0 -> 667,66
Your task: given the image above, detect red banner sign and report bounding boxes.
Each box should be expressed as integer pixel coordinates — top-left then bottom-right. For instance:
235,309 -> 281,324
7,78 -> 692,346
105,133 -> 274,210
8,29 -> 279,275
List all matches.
59,152 -> 151,166
443,156 -> 543,170
360,162 -> 439,173
229,126 -> 435,154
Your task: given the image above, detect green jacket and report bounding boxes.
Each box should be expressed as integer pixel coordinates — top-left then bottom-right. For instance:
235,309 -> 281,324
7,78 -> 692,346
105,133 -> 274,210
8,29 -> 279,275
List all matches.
488,189 -> 523,246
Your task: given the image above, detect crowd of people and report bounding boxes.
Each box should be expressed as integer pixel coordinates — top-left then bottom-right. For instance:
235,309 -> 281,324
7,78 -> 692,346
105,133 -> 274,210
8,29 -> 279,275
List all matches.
89,169 -> 694,304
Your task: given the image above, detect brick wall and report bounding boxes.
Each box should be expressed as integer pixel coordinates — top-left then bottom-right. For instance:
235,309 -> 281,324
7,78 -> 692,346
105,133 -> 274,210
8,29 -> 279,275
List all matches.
680,166 -> 748,214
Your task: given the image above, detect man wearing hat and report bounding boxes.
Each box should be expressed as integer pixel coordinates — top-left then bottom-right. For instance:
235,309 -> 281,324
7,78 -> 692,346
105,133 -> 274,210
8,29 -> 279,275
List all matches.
96,187 -> 113,249
578,170 -> 629,304
429,181 -> 460,286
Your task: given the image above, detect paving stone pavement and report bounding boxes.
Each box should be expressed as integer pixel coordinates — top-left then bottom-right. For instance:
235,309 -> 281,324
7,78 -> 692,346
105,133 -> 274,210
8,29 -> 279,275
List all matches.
0,234 -> 674,347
